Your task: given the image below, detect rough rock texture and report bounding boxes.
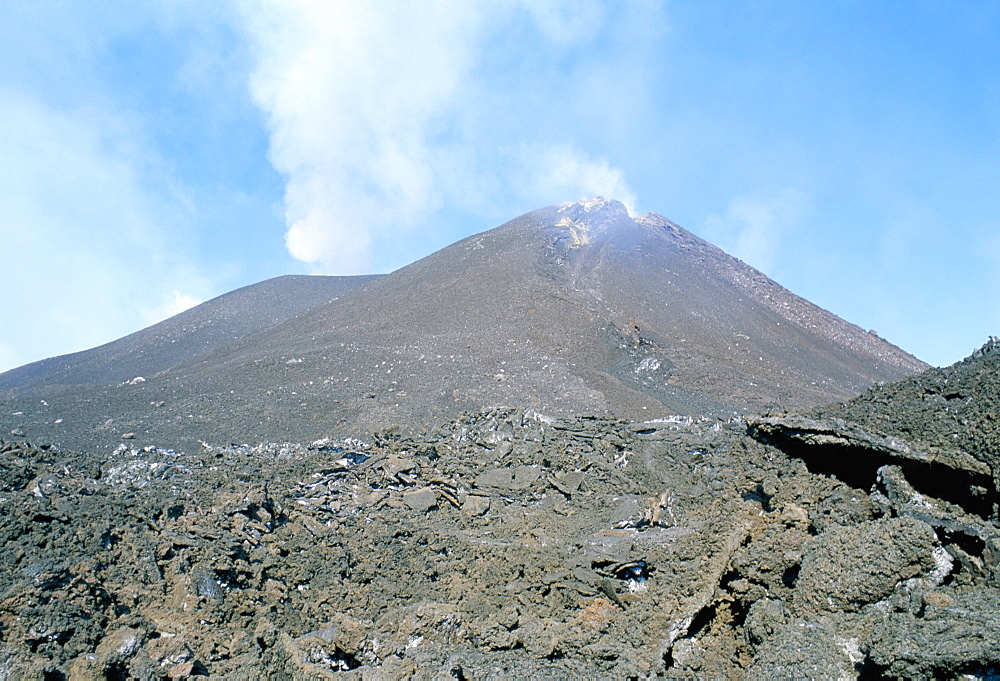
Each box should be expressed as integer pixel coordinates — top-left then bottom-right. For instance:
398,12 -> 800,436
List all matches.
809,335 -> 1000,494
865,588 -> 1000,678
744,620 -> 857,680
0,341 -> 997,678
0,202 -> 995,678
796,517 -> 937,612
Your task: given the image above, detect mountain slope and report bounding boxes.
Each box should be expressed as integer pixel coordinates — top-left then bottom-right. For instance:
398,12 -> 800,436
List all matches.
0,199 -> 925,452
0,274 -> 380,395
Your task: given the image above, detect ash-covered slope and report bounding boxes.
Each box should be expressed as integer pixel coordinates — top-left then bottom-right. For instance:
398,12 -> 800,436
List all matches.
0,274 -> 379,395
0,199 -> 924,452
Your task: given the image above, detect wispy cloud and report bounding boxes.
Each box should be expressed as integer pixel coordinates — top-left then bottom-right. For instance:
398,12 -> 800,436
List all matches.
702,190 -> 812,274
521,0 -> 607,44
0,90 -> 211,371
140,289 -> 201,328
237,0 -> 640,274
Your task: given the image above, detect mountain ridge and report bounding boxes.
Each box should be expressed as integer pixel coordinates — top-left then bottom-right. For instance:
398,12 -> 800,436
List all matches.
0,199 -> 925,453
0,274 -> 381,395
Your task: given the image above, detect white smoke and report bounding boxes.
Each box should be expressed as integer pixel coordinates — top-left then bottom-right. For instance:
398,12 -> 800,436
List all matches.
237,0 -> 641,274
515,144 -> 637,216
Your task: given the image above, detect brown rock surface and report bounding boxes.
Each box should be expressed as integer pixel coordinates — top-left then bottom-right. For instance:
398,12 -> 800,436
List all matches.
0,200 -> 924,456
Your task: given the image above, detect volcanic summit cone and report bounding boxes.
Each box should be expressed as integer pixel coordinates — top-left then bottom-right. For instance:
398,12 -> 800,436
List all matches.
0,198 -> 925,451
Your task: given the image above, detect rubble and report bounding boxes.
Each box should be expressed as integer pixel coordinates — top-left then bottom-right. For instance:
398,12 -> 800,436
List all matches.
0,347 -> 999,677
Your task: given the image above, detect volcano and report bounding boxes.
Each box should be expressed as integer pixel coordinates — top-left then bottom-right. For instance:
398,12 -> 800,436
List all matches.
7,200 -> 994,680
0,198 -> 924,453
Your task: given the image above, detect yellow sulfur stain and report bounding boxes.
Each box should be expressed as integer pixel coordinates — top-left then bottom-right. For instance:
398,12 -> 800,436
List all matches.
555,216 -> 591,248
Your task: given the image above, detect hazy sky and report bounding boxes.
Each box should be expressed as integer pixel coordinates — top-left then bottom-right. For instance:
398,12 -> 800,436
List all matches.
1,1 -> 998,373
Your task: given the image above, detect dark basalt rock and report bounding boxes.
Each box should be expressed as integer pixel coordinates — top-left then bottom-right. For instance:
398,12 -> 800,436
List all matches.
0,367 -> 997,677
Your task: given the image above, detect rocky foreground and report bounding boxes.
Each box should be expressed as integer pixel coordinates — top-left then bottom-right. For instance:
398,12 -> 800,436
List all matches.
2,344 -> 999,679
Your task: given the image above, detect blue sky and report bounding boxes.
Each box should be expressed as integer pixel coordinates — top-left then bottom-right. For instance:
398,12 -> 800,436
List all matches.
1,1 -> 998,373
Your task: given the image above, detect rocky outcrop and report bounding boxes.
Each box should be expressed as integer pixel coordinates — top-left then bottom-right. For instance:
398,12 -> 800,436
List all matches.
3,348 -> 999,678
